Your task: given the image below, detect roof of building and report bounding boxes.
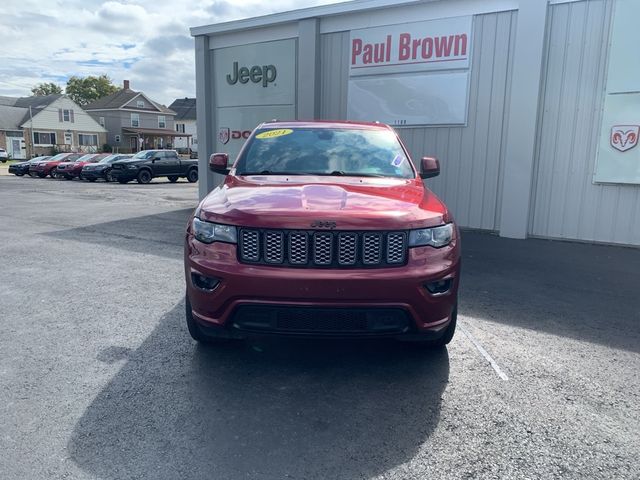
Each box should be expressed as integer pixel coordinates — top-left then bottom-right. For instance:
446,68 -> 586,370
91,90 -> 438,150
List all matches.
190,0 -> 426,36
0,94 -> 64,129
84,88 -> 175,114
0,96 -> 19,106
168,98 -> 197,121
13,94 -> 63,110
0,105 -> 28,131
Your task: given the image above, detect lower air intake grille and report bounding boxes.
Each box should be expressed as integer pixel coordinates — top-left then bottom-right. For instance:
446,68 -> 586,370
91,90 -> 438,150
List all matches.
231,305 -> 410,334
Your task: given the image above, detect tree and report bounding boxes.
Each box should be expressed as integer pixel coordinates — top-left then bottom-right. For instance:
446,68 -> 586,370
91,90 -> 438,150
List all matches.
31,82 -> 63,96
65,75 -> 119,106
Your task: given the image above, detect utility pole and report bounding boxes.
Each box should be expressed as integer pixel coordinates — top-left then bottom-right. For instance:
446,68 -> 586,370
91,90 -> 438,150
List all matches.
29,106 -> 35,158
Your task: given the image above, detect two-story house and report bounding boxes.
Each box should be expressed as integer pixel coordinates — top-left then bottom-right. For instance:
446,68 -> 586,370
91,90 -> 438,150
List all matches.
84,80 -> 179,153
0,94 -> 107,158
168,97 -> 197,155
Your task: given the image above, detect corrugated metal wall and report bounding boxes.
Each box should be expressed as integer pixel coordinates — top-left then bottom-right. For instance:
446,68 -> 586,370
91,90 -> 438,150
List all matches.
319,32 -> 349,120
319,11 -> 518,231
530,0 -> 640,245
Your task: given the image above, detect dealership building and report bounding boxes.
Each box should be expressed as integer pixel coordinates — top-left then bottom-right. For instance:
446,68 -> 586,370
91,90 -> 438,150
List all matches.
191,0 -> 640,246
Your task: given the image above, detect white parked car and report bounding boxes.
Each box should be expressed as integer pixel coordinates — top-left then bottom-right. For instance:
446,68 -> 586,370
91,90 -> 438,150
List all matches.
0,148 -> 8,163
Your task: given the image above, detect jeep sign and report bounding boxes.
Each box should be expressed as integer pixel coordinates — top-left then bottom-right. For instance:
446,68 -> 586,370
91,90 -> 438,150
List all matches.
214,38 -> 295,108
226,62 -> 277,87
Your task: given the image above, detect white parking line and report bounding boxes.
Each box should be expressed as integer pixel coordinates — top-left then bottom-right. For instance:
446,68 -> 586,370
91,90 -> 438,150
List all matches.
459,322 -> 509,381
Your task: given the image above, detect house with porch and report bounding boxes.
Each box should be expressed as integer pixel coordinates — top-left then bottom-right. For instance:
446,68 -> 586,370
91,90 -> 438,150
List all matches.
168,97 -> 197,155
84,80 -> 183,153
0,94 -> 107,158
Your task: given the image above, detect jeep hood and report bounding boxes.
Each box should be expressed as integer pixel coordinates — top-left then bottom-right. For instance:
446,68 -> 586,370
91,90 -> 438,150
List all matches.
199,175 -> 450,230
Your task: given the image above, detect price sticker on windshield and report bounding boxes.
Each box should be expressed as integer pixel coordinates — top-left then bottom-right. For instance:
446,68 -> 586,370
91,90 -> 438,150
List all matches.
255,129 -> 293,139
391,154 -> 405,167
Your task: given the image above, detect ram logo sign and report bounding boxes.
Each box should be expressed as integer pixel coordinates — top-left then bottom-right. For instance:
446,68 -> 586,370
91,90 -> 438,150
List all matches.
218,128 -> 230,145
610,125 -> 639,152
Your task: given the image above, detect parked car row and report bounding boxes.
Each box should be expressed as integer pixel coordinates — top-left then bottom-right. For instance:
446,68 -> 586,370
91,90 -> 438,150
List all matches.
8,150 -> 199,184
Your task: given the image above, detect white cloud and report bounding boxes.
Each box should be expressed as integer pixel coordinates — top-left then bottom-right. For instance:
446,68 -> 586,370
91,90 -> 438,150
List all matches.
0,0 -> 344,104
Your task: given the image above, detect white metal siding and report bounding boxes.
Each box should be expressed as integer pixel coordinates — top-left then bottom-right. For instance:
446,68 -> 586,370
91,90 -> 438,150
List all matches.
320,11 -> 517,230
530,0 -> 640,245
25,97 -> 106,133
319,31 -> 349,120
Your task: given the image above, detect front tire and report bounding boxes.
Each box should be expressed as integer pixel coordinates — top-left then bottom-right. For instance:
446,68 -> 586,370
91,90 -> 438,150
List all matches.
137,169 -> 152,184
186,168 -> 198,183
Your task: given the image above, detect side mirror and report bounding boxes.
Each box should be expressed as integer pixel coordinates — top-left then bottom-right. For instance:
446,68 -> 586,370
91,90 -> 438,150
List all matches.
420,156 -> 440,179
209,153 -> 230,174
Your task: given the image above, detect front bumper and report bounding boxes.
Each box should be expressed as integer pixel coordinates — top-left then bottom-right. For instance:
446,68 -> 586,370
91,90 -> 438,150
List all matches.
185,235 -> 460,337
30,166 -> 48,175
82,169 -> 107,179
9,165 -> 27,175
56,168 -> 75,178
110,168 -> 137,181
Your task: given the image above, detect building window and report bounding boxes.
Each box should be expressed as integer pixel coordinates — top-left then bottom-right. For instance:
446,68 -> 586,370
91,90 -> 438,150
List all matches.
158,116 -> 166,128
115,135 -> 121,143
99,116 -> 105,127
59,108 -> 74,122
131,113 -> 139,127
175,123 -> 185,133
34,132 -> 56,145
137,100 -> 145,108
78,134 -> 98,146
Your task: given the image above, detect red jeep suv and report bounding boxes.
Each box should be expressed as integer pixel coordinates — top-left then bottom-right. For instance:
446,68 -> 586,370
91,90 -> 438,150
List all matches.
184,121 -> 460,347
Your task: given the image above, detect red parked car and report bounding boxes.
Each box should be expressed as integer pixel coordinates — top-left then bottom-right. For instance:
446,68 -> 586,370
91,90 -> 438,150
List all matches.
184,121 -> 461,347
29,152 -> 83,178
56,153 -> 110,179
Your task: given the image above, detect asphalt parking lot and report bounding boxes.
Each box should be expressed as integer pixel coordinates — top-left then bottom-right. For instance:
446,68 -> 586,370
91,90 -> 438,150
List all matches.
1,175 -> 638,480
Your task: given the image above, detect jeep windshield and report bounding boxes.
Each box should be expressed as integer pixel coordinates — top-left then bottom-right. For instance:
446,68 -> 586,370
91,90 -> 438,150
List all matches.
235,127 -> 415,179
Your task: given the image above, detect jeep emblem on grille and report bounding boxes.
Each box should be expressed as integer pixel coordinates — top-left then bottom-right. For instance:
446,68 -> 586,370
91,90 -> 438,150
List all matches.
311,221 -> 337,229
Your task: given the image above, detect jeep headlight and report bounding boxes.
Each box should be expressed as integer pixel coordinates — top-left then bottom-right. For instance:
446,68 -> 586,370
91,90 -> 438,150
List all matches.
192,218 -> 237,244
408,224 -> 453,248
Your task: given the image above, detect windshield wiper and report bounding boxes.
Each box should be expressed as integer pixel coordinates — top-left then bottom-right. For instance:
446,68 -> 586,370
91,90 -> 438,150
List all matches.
239,170 -> 306,176
316,171 -> 389,178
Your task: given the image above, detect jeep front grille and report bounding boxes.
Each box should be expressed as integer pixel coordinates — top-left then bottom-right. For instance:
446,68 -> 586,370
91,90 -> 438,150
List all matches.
238,228 -> 407,268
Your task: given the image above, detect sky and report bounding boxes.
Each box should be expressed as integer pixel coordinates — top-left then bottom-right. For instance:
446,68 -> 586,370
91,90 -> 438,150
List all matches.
0,0 -> 343,106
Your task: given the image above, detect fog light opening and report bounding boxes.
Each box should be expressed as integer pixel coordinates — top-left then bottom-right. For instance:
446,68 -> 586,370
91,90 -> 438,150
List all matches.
191,273 -> 220,291
425,278 -> 452,295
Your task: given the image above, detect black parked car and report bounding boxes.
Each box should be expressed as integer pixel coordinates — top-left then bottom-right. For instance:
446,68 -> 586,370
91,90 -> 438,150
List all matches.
110,150 -> 198,184
8,156 -> 51,176
81,154 -> 133,182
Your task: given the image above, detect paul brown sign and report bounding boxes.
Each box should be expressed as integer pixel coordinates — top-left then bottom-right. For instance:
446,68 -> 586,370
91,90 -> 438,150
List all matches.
226,62 -> 277,87
349,17 -> 472,76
